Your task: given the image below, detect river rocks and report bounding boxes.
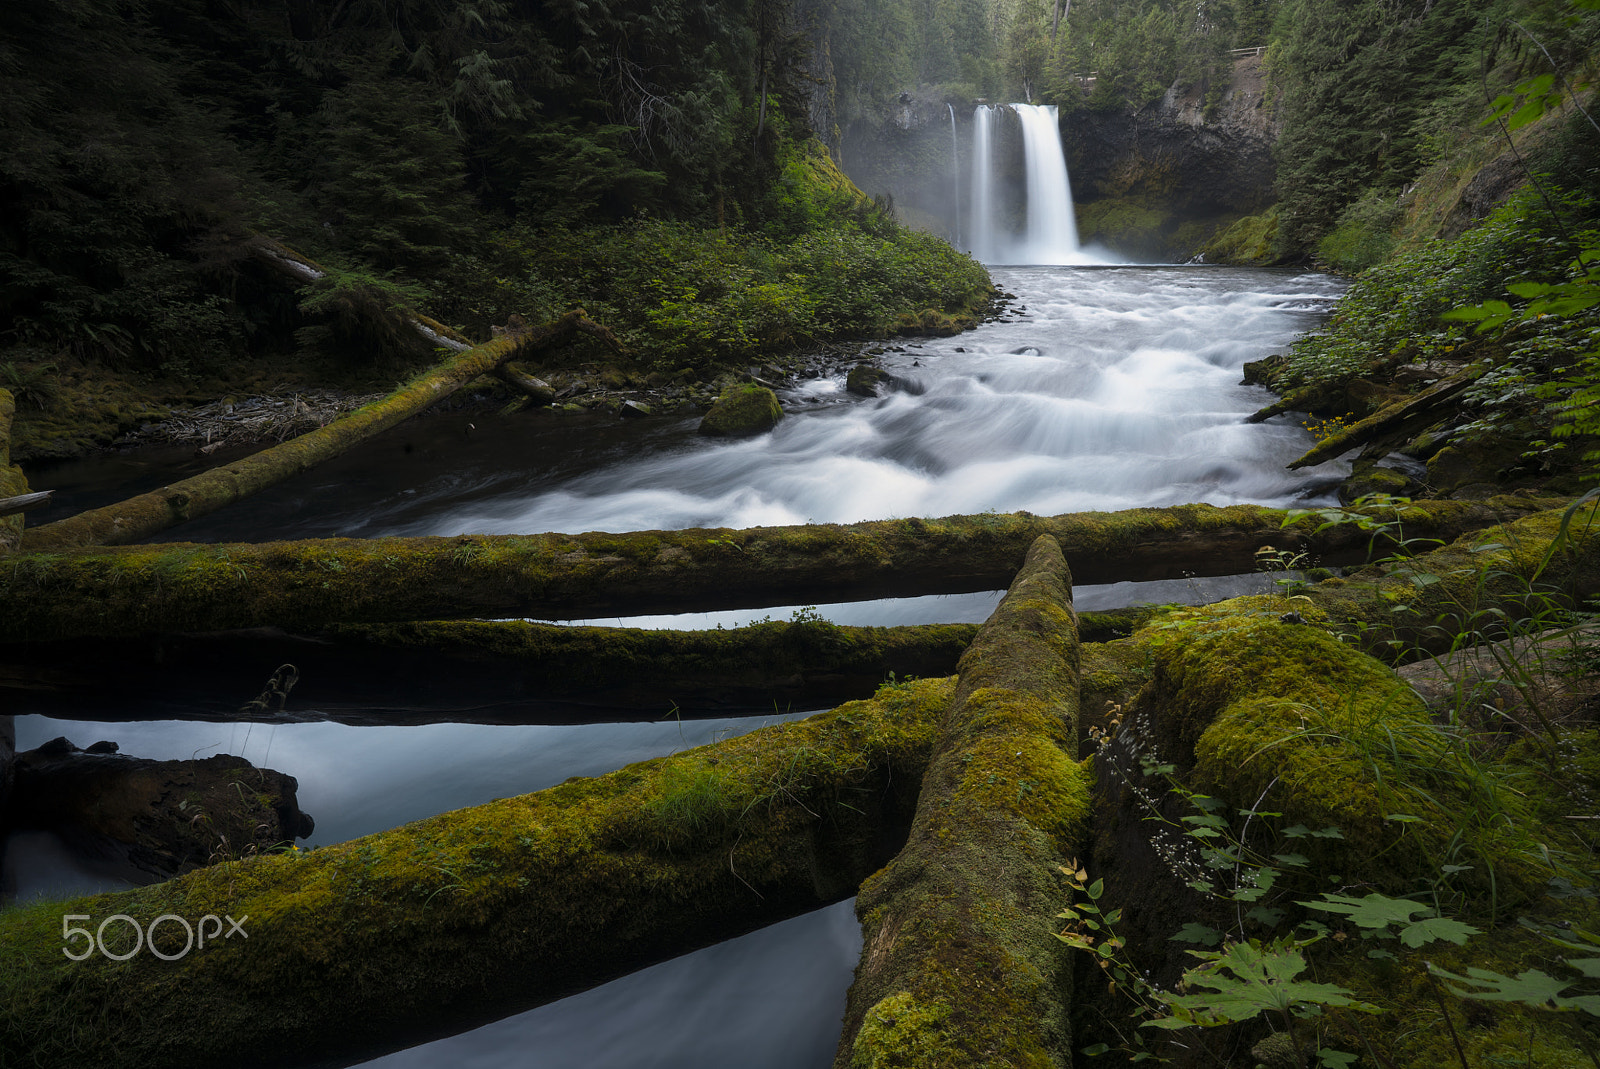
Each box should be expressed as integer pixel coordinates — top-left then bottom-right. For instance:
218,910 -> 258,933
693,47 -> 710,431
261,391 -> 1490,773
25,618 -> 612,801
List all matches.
697,384 -> 784,437
6,742 -> 315,879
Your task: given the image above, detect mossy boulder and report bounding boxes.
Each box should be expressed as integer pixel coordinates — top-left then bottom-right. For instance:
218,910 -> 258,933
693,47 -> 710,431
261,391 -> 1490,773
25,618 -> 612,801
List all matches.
697,383 -> 783,437
845,365 -> 890,397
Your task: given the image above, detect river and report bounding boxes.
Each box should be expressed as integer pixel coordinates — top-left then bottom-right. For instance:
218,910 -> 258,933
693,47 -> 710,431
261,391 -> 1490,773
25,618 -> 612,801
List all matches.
6,263 -> 1345,1067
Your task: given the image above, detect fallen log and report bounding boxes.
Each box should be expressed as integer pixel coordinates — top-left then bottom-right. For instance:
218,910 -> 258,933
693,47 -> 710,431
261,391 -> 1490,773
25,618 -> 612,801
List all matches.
0,388 -> 30,555
492,362 -> 556,406
21,310 -> 625,552
0,497 -> 1568,643
246,235 -> 473,353
0,619 -> 979,723
1285,370 -> 1477,470
0,490 -> 50,517
835,534 -> 1089,1067
0,675 -> 953,1069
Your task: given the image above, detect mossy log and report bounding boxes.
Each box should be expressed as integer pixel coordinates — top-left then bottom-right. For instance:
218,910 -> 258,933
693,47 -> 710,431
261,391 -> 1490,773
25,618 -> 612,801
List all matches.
1300,496 -> 1600,659
1285,370 -> 1476,470
0,676 -> 953,1069
834,535 -> 1092,1068
1,619 -> 980,723
0,498 -> 1565,643
491,362 -> 556,406
0,388 -> 30,555
21,310 -> 625,552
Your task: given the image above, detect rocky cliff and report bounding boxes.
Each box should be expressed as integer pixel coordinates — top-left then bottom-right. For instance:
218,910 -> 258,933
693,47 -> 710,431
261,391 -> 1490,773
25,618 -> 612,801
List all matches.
833,55 -> 1282,262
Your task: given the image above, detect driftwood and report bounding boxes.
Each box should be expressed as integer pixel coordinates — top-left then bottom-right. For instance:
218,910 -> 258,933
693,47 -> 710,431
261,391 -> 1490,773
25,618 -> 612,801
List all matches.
0,673 -> 952,1068
0,497 -> 1567,643
835,535 -> 1088,1067
1285,371 -> 1477,470
21,310 -> 625,552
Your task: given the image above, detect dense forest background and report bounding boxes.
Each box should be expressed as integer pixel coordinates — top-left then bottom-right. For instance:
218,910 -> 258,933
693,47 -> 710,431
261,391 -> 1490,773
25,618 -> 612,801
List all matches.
0,0 -> 1596,456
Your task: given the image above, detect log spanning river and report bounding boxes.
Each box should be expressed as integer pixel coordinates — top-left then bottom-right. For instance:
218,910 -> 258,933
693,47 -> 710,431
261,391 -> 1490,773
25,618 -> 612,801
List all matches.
7,264 -> 1345,1067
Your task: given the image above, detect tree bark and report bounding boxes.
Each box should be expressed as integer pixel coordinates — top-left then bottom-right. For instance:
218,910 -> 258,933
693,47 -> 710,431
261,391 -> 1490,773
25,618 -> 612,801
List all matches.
0,491 -> 51,517
21,310 -> 625,552
835,534 -> 1088,1067
0,676 -> 952,1069
0,497 -> 1567,643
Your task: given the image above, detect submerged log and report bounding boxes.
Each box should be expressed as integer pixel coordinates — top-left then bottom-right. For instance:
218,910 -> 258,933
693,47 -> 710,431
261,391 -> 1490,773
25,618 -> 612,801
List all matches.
835,535 -> 1090,1067
0,676 -> 953,1068
21,310 -> 625,552
0,497 -> 1565,643
0,619 -> 980,723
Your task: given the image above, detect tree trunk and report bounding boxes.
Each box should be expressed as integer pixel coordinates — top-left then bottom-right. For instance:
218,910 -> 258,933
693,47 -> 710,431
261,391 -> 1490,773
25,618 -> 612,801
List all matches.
21,310 -> 624,552
0,497 -> 1567,643
0,676 -> 952,1069
2,620 -> 980,724
835,535 -> 1088,1067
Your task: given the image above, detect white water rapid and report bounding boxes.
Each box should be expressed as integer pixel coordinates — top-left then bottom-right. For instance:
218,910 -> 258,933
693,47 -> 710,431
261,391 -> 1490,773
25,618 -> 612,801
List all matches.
318,266 -> 1346,540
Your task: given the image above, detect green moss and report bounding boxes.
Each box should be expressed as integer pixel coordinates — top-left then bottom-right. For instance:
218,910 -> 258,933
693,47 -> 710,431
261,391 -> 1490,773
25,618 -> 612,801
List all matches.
838,537 -> 1090,1068
0,677 -> 954,1068
697,383 -> 783,437
1200,206 -> 1282,265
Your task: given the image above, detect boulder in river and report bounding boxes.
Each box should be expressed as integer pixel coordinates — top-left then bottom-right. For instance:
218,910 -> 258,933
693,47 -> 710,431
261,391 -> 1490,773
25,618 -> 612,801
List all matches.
698,383 -> 783,437
845,365 -> 890,397
6,741 -> 314,880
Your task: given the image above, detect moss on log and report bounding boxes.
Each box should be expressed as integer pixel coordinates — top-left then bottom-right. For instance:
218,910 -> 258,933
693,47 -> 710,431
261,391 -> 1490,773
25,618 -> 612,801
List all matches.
21,310 -> 624,552
2,619 -> 979,722
0,498 -> 1565,643
0,388 -> 29,555
834,535 -> 1092,1069
1284,370 -> 1476,470
0,676 -> 953,1069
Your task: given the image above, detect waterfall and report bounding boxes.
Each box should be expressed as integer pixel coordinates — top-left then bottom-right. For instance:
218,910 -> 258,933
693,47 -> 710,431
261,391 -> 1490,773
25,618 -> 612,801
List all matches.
967,103 -> 1083,265
1013,104 -> 1080,263
968,106 -> 996,262
948,104 -> 961,249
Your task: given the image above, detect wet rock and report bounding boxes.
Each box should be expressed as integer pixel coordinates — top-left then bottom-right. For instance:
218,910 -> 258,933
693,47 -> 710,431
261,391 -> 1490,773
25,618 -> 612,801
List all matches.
85,740 -> 119,755
619,400 -> 653,419
846,365 -> 891,397
697,384 -> 784,437
1338,460 -> 1417,504
8,747 -> 315,879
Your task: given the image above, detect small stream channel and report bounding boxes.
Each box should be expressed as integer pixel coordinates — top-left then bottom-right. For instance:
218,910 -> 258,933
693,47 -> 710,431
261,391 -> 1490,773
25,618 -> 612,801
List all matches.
7,263 -> 1345,1067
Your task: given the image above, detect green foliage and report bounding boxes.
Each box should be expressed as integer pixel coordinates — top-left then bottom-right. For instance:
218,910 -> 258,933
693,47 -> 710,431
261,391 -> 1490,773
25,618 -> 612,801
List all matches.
1144,937 -> 1379,1031
1315,188 -> 1404,274
0,361 -> 60,410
